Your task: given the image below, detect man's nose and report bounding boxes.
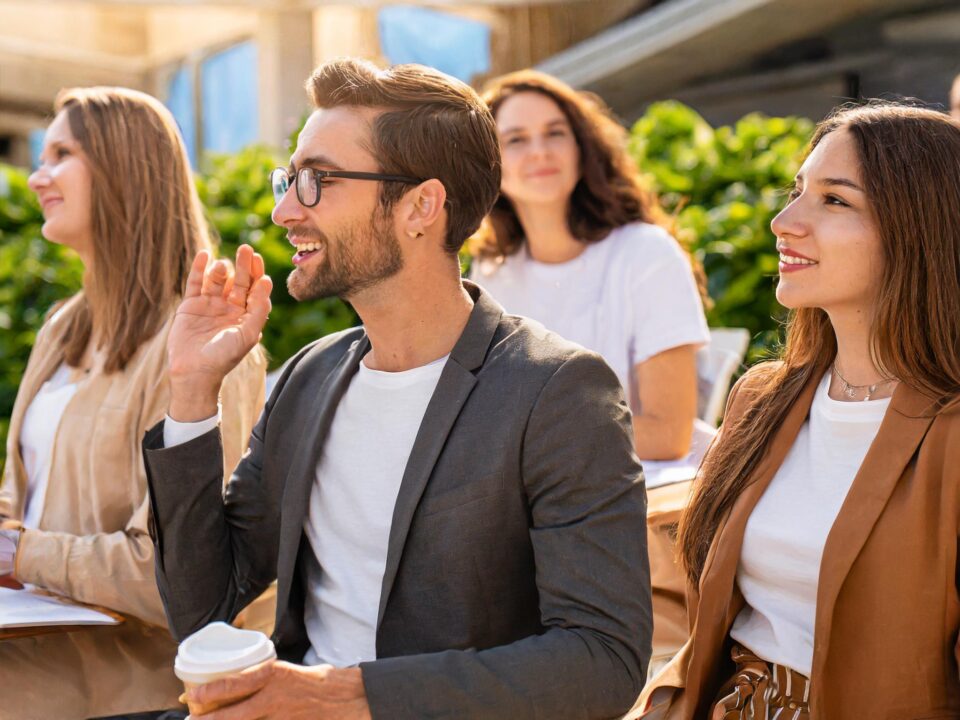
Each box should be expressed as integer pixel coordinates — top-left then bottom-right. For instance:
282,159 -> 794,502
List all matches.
271,184 -> 306,227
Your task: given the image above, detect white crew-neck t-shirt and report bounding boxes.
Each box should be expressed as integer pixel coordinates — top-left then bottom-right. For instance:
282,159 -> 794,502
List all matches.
20,363 -> 79,528
729,372 -> 891,676
471,222 -> 708,413
301,354 -> 447,667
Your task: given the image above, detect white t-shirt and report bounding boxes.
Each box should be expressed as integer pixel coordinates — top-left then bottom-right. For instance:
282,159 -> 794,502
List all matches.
471,222 -> 709,413
729,372 -> 890,676
20,363 -> 79,528
301,354 -> 447,667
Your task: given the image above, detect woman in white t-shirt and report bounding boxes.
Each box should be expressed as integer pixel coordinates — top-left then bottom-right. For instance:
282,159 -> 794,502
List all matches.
470,70 -> 709,461
636,104 -> 960,719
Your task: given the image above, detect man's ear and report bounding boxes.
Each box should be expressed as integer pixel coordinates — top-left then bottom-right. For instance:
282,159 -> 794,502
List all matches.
401,179 -> 446,239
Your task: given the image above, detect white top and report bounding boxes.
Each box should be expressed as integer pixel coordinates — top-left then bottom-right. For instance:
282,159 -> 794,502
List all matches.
471,222 -> 709,413
20,363 -> 79,528
729,372 -> 890,676
301,354 -> 447,666
164,353 -> 448,668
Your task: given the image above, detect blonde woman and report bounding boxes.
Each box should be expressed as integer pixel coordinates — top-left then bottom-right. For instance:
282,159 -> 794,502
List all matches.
0,87 -> 266,719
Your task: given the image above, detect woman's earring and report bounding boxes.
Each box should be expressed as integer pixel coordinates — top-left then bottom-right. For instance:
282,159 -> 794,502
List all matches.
407,230 -> 424,239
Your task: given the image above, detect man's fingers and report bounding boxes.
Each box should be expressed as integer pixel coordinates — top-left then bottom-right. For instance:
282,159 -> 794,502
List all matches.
201,260 -> 231,297
252,252 -> 265,281
190,659 -> 275,708
227,245 -> 255,308
185,251 -> 211,299
196,687 -> 271,720
222,275 -> 235,302
240,276 -> 273,344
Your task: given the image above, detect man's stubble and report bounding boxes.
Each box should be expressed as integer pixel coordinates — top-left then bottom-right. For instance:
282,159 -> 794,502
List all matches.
287,211 -> 403,302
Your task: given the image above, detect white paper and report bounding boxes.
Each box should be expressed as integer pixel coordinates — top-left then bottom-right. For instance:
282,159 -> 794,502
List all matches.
641,460 -> 698,489
0,586 -> 120,629
640,418 -> 715,489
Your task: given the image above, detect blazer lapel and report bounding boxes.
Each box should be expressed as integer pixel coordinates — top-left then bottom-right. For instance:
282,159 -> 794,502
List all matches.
376,283 -> 503,628
685,373 -> 820,704
811,383 -> 937,681
274,335 -> 369,616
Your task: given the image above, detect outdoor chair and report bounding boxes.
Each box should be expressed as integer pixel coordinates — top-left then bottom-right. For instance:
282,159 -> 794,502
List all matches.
697,328 -> 751,427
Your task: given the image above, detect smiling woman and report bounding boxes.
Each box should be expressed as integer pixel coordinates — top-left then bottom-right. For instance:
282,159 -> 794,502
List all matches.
0,87 -> 266,720
635,102 -> 960,719
470,70 -> 710,463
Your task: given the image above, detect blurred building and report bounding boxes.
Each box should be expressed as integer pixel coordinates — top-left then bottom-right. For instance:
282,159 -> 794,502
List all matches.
0,0 -> 649,167
4,0 -> 956,169
538,0 -> 960,125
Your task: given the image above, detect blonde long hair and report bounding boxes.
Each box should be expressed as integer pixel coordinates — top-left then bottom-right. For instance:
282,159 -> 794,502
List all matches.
54,86 -> 212,373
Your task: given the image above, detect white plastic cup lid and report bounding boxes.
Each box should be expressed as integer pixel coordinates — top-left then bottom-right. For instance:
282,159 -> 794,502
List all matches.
174,622 -> 276,684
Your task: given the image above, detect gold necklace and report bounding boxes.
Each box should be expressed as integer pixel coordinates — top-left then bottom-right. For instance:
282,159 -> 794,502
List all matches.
832,362 -> 896,401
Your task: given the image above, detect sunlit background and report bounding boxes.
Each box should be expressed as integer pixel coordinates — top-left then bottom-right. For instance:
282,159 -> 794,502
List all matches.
1,0 -> 958,168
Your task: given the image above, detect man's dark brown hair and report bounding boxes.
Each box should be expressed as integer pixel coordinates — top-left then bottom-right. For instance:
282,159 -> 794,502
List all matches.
307,58 -> 501,255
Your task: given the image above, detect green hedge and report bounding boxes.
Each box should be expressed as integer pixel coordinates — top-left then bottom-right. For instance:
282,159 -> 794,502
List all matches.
629,101 -> 814,360
0,101 -> 813,467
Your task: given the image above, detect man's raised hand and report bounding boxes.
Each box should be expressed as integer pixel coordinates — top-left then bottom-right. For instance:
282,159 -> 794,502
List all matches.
167,244 -> 272,422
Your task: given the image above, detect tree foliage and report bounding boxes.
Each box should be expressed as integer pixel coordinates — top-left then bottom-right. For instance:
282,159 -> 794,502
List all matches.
628,101 -> 814,360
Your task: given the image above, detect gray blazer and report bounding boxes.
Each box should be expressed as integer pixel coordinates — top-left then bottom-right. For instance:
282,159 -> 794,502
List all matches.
143,283 -> 652,719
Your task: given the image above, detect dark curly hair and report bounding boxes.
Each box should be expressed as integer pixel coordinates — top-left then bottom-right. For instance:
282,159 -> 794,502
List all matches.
471,69 -> 668,259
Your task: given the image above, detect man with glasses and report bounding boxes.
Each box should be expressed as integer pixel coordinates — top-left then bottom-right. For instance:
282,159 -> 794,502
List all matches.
142,58 -> 651,719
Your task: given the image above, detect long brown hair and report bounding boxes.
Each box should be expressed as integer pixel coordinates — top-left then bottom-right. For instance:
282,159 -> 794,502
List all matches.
470,69 -> 669,259
678,102 -> 960,584
53,87 -> 212,373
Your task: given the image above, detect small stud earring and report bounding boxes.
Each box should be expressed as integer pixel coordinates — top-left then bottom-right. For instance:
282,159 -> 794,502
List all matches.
408,230 -> 424,239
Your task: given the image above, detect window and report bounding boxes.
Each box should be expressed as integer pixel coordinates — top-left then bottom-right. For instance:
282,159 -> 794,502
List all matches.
165,40 -> 258,166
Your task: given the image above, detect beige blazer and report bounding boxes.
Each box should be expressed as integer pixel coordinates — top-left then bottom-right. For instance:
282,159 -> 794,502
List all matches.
0,294 -> 266,719
634,364 -> 960,719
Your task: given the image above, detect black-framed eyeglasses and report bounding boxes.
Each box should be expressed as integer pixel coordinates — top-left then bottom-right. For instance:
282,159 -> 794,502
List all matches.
269,167 -> 423,207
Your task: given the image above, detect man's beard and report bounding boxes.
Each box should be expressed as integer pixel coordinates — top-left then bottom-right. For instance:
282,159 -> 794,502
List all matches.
287,212 -> 403,302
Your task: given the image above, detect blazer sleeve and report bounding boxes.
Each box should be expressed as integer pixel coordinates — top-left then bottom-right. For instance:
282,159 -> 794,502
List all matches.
360,351 -> 651,720
143,344 -> 312,640
14,348 -> 265,627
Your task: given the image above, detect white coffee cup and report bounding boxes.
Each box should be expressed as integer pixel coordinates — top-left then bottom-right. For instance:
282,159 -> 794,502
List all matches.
174,621 -> 276,715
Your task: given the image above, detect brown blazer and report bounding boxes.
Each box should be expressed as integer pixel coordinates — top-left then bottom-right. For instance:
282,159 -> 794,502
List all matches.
633,364 -> 960,719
